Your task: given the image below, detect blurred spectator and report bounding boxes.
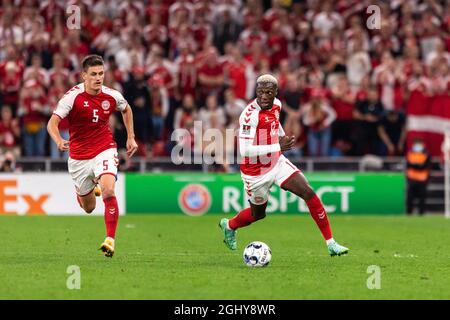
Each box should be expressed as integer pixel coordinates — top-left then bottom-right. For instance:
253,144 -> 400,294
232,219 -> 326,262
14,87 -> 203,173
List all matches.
280,74 -> 302,127
330,76 -> 356,155
282,116 -> 305,159
173,94 -> 198,157
0,105 -> 20,158
197,48 -> 224,104
371,51 -> 405,112
224,45 -> 254,101
199,94 -> 225,131
18,79 -> 50,157
48,76 -> 69,159
213,9 -> 241,55
143,13 -> 168,51
301,89 -> 336,157
267,19 -> 289,70
377,110 -> 407,157
224,88 -> 246,131
353,86 -> 384,155
124,67 -> 151,156
174,94 -> 197,131
0,151 -> 17,172
199,94 -> 228,172
346,37 -> 371,92
174,46 -> 197,98
312,1 -> 343,38
145,0 -> 169,27
48,53 -> 71,87
23,54 -> 50,88
0,60 -> 22,115
149,84 -> 169,142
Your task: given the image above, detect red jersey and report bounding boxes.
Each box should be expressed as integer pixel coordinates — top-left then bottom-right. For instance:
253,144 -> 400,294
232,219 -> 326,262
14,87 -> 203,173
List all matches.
239,98 -> 283,176
0,119 -> 19,148
53,83 -> 128,160
226,60 -> 248,100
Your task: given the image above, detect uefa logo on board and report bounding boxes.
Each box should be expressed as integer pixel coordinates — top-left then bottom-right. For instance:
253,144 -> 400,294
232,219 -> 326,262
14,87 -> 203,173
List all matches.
178,184 -> 211,216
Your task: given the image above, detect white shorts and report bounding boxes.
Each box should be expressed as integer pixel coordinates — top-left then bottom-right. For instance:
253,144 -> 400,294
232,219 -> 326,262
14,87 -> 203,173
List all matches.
68,148 -> 118,196
241,155 -> 300,205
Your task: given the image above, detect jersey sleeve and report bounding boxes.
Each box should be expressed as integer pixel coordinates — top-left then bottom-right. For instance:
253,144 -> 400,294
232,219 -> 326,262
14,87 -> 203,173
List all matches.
104,86 -> 128,112
238,107 -> 259,140
114,91 -> 128,112
278,124 -> 285,137
238,106 -> 280,157
53,89 -> 77,119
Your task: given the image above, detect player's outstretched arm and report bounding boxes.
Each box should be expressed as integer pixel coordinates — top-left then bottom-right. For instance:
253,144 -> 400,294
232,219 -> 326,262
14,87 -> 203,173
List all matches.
47,114 -> 69,152
121,104 -> 138,158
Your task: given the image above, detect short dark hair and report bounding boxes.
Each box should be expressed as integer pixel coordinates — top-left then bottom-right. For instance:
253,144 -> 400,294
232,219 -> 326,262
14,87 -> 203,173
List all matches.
82,55 -> 104,72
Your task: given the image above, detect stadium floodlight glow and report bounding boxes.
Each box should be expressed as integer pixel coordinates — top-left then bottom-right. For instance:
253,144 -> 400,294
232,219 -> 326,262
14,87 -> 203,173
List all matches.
445,130 -> 450,219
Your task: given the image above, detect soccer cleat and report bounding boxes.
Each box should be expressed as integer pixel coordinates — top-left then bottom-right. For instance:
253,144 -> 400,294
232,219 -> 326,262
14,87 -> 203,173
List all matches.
327,240 -> 349,257
219,218 -> 237,250
94,185 -> 101,197
99,237 -> 115,258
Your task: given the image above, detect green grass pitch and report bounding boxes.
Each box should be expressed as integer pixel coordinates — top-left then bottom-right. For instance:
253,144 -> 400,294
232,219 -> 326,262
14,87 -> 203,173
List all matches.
1,214 -> 450,299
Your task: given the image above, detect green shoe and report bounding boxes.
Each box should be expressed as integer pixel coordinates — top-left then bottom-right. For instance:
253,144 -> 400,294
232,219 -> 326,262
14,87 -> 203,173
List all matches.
219,218 -> 237,250
327,240 -> 349,257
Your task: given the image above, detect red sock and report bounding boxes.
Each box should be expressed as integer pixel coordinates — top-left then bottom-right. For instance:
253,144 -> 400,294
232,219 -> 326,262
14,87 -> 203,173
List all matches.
306,195 -> 332,240
103,196 -> 119,238
228,207 -> 259,230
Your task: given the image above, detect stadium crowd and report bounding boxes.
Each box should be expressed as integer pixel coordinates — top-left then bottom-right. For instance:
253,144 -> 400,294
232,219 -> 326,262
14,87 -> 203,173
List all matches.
0,0 -> 449,168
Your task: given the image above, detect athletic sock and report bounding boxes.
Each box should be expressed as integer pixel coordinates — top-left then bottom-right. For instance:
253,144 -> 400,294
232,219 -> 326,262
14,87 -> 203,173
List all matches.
228,207 -> 260,230
305,195 -> 333,241
103,196 -> 119,238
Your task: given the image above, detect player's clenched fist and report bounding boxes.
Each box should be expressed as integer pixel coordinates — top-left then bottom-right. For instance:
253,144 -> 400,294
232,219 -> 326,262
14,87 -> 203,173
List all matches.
57,139 -> 70,152
279,135 -> 295,151
126,138 -> 138,158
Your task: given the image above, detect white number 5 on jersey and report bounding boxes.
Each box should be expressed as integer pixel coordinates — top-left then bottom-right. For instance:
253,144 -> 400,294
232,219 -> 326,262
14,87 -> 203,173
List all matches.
93,109 -> 99,122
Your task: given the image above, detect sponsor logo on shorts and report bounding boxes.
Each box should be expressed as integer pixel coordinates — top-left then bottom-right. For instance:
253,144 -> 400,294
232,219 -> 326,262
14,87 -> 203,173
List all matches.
178,184 -> 211,216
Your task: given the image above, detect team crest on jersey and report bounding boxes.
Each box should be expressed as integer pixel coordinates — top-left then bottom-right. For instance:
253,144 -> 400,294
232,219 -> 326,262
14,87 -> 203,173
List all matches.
242,125 -> 251,135
101,100 -> 110,110
270,122 -> 278,136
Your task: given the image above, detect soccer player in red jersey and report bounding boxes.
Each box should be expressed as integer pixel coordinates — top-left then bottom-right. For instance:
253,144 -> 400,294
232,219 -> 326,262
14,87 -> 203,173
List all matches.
219,74 -> 349,256
47,55 -> 138,258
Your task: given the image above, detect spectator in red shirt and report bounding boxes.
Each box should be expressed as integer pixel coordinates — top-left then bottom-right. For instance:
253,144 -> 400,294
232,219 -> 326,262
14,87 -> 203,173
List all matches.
145,0 -> 169,27
48,75 -> 69,159
225,46 -> 253,100
23,54 -> 50,88
18,79 -> 50,157
330,76 -> 357,155
267,19 -> 288,70
175,46 -> 197,98
143,13 -> 168,51
0,61 -> 22,115
0,104 -> 20,158
48,53 -> 70,87
198,48 -> 224,104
